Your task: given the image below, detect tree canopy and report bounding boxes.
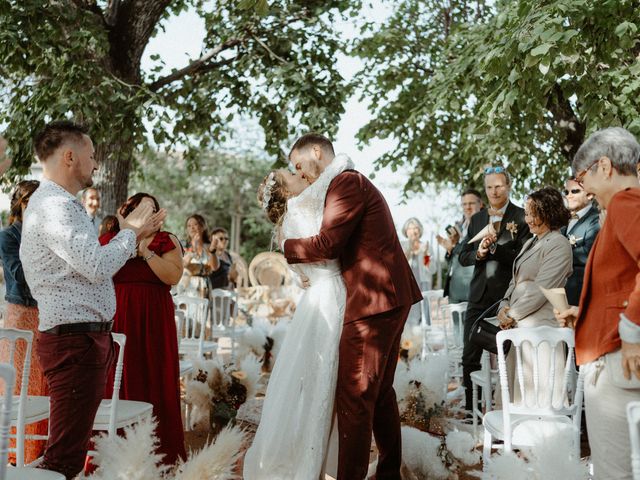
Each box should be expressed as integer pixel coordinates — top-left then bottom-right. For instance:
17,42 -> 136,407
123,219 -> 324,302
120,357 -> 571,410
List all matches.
0,0 -> 359,212
355,0 -> 640,193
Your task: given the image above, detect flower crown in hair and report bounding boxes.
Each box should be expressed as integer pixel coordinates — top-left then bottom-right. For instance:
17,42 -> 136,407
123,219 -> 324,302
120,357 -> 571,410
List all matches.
261,171 -> 277,211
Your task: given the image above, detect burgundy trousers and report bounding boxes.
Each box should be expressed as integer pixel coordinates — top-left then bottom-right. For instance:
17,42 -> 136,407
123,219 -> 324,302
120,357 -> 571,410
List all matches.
336,305 -> 410,480
36,331 -> 114,480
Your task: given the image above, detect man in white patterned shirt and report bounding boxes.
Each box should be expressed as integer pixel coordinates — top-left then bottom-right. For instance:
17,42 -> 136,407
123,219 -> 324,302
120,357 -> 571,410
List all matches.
20,121 -> 165,479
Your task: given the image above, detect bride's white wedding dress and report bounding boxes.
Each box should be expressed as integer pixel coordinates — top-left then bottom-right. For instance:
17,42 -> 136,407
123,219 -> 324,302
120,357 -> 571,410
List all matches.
242,155 -> 353,480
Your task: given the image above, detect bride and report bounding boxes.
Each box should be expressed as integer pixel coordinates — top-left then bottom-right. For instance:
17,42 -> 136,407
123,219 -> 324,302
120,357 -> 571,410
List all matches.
242,154 -> 354,479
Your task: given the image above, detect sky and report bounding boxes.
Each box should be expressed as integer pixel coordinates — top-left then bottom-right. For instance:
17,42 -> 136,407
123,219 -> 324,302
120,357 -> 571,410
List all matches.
140,3 -> 462,251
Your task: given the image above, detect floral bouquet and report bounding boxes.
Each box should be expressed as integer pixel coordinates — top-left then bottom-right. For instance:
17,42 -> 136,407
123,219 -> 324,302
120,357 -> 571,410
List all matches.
185,356 -> 261,432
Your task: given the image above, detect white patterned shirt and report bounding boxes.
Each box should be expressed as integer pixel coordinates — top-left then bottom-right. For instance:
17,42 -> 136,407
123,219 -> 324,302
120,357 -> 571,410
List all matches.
20,179 -> 136,331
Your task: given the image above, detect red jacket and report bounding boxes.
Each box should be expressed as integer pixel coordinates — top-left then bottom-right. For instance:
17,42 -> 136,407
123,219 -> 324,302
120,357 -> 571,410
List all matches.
575,188 -> 640,365
284,170 -> 422,323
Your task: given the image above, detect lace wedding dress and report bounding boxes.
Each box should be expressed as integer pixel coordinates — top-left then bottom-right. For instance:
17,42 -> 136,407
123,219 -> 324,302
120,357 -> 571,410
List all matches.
242,155 -> 353,480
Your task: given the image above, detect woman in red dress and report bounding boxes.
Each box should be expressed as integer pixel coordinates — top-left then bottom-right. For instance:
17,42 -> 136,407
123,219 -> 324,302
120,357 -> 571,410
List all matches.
100,193 -> 186,465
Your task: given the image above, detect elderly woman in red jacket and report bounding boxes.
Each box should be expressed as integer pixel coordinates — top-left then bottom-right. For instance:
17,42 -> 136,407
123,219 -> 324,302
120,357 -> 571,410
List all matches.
556,127 -> 640,479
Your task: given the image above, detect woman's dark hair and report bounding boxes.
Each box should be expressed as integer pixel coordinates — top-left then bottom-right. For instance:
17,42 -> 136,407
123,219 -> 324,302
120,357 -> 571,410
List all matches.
105,192 -> 160,234
210,227 -> 228,236
9,180 -> 40,224
185,214 -> 209,246
99,215 -> 119,236
527,187 -> 571,231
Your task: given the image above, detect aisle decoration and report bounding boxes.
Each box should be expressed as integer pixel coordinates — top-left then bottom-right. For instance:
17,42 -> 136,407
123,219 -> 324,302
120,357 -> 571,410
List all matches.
88,417 -> 245,480
236,316 -> 289,372
485,430 -> 589,479
184,355 -> 261,431
394,355 -> 451,434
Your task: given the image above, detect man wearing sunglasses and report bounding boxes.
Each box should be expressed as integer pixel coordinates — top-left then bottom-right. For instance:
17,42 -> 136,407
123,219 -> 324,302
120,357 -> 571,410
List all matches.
560,178 -> 600,306
458,166 -> 531,414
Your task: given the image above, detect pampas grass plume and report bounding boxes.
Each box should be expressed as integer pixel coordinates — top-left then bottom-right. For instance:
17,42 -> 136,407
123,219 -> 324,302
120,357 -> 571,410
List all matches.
401,426 -> 450,479
88,416 -> 168,480
239,354 -> 262,400
174,425 -> 245,480
446,430 -> 480,466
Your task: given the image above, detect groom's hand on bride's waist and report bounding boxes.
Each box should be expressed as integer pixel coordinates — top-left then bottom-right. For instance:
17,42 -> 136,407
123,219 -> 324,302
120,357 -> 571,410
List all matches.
300,274 -> 311,289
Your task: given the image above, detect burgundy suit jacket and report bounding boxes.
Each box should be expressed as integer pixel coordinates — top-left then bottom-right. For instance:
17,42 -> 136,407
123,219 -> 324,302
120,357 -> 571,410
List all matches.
283,170 -> 422,324
575,188 -> 640,365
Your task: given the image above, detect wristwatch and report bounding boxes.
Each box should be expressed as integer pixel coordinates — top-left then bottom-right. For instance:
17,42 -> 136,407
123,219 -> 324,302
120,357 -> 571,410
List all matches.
489,242 -> 497,255
143,251 -> 156,262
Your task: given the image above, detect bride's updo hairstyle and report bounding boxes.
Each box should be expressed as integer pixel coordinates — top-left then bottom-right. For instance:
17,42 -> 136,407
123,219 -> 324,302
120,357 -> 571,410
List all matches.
258,170 -> 288,225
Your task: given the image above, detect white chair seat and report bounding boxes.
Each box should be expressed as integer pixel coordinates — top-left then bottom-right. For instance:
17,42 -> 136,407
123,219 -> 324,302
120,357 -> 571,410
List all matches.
93,400 -> 153,431
470,369 -> 497,386
6,466 -> 65,479
10,396 -> 49,424
210,325 -> 247,339
179,339 -> 218,355
179,360 -> 193,378
484,410 -> 575,447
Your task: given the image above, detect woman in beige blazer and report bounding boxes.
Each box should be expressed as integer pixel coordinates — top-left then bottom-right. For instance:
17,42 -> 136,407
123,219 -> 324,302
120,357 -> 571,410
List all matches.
497,187 -> 573,407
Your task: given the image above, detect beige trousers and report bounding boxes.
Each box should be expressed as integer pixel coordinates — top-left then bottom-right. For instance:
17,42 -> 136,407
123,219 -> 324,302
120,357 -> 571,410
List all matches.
583,358 -> 640,479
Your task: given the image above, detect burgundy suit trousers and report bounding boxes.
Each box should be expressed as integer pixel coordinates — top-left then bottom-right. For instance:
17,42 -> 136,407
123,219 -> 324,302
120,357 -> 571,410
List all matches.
336,305 -> 410,480
36,331 -> 114,480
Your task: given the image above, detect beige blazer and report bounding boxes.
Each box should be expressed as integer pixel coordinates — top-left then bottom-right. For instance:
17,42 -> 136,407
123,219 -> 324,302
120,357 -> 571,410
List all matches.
500,230 -> 573,327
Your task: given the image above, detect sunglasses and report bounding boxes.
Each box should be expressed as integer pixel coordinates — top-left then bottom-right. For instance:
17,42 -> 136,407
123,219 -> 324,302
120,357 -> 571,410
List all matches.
563,188 -> 582,196
484,166 -> 506,175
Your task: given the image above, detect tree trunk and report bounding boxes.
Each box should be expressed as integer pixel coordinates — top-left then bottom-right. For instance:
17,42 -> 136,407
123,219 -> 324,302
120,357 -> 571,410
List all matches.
93,138 -> 135,216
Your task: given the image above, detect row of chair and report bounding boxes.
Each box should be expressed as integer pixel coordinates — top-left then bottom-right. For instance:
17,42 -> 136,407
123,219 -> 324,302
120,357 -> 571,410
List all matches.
0,328 -> 152,475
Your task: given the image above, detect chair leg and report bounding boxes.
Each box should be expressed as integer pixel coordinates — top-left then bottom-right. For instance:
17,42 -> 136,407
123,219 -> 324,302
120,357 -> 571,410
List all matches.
483,382 -> 492,413
16,425 -> 25,468
483,428 -> 492,470
472,382 -> 479,439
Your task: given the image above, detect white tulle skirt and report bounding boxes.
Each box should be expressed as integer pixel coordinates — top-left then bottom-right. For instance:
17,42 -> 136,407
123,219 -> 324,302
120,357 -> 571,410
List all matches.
243,271 -> 346,480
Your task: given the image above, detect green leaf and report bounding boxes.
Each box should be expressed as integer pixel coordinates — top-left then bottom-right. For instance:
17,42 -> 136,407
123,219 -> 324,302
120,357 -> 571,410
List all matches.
256,0 -> 269,16
530,43 -> 552,56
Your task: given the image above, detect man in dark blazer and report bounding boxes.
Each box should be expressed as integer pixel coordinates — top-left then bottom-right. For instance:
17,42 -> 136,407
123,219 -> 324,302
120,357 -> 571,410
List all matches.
561,177 -> 601,306
458,167 -> 531,412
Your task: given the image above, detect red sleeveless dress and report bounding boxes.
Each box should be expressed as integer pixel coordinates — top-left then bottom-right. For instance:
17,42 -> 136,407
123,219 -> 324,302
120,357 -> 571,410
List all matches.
100,231 -> 186,465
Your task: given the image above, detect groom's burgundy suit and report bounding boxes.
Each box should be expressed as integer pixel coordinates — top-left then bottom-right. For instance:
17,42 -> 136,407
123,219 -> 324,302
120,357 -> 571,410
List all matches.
284,169 -> 422,480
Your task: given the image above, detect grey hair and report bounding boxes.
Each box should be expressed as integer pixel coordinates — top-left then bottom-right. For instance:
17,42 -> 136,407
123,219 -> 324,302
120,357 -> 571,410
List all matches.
573,127 -> 640,177
402,217 -> 424,238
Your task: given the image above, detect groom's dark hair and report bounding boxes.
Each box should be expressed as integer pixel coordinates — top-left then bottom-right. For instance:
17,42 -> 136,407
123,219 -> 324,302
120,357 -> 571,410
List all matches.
289,133 -> 334,157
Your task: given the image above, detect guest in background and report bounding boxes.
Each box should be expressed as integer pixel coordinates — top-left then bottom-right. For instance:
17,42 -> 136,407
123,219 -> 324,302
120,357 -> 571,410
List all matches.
81,187 -> 101,234
560,177 -> 600,306
100,193 -> 186,465
209,227 -> 236,289
438,188 -> 483,303
98,215 -> 118,237
402,217 -> 434,324
555,127 -> 640,479
497,187 -> 572,407
458,166 -> 531,413
0,180 -> 48,464
179,214 -> 218,298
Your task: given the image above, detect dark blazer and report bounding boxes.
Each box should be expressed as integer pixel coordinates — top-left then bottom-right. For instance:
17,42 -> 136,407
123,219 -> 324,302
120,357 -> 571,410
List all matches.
560,205 -> 600,306
0,222 -> 37,307
284,170 -> 423,323
458,201 -> 531,306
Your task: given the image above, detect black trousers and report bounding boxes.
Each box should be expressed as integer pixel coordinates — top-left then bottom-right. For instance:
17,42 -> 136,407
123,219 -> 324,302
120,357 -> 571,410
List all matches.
461,301 -> 495,411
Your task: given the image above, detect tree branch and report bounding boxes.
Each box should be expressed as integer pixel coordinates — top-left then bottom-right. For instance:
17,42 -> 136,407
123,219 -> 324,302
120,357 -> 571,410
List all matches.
105,0 -> 121,27
546,83 -> 586,161
69,0 -> 106,24
252,35 -> 288,64
148,38 -> 243,91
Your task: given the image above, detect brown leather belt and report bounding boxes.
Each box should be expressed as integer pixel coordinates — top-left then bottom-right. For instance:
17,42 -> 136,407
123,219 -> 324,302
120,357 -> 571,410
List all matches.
43,321 -> 113,335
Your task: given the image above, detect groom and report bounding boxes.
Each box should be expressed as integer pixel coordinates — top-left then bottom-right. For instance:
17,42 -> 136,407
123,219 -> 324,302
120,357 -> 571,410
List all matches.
282,133 -> 422,480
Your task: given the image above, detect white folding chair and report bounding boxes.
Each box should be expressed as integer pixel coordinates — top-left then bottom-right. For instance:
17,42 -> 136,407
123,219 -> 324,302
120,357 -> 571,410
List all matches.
0,328 -> 50,468
471,350 -> 497,439
209,288 -> 246,361
420,289 -> 444,328
173,295 -> 218,358
483,326 -> 584,467
0,363 -> 63,480
174,310 -> 194,378
92,333 -> 153,438
627,401 -> 640,480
